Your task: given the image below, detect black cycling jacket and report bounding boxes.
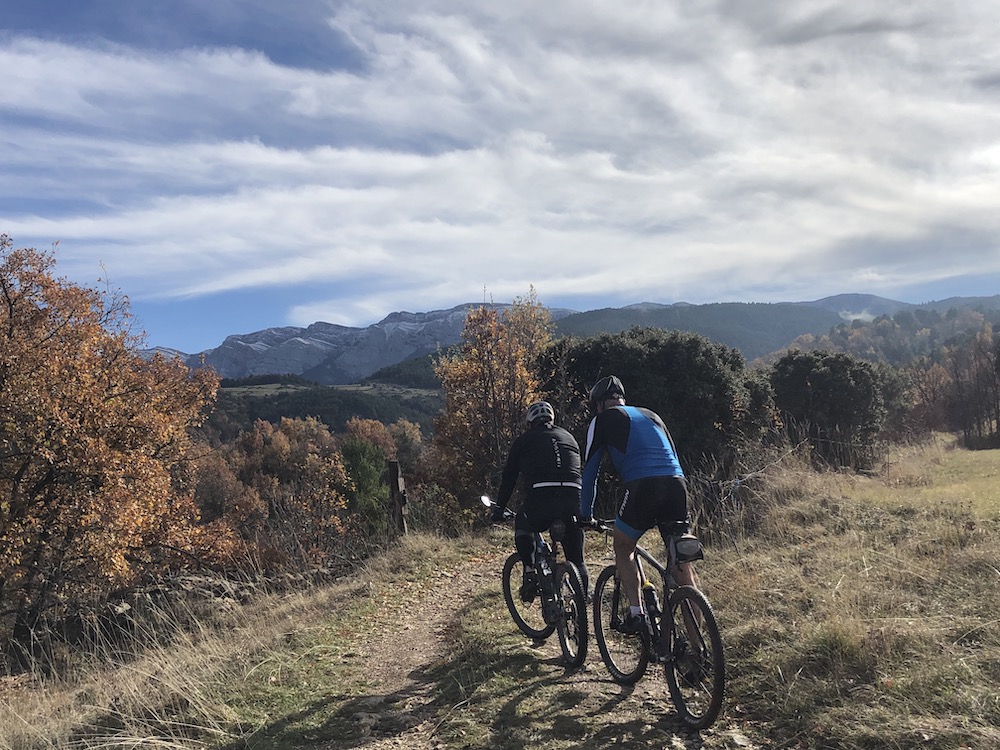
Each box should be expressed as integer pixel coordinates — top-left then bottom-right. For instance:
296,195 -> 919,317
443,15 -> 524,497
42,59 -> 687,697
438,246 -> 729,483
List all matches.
497,423 -> 582,509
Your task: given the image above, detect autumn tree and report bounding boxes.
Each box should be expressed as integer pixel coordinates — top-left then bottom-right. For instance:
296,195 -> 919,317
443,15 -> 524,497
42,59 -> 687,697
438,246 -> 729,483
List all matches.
432,290 -> 552,505
388,418 -> 423,474
344,417 -> 397,460
941,324 -> 1000,445
213,417 -> 350,568
338,417 -> 395,540
0,237 -> 218,660
907,359 -> 952,431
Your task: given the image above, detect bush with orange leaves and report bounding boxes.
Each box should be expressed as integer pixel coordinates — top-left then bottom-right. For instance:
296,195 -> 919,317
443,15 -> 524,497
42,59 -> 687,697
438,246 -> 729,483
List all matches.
0,236 -> 219,662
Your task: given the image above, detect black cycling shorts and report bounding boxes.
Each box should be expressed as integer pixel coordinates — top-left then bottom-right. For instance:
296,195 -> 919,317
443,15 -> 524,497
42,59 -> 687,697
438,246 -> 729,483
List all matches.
616,475 -> 688,540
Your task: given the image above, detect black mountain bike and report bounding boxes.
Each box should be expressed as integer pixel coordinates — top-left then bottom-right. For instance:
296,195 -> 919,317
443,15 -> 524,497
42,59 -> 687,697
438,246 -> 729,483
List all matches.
482,496 -> 588,670
589,520 -> 725,730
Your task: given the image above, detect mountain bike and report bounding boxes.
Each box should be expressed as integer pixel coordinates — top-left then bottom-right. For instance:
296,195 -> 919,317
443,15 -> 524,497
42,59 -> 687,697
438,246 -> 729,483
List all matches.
482,496 -> 588,670
588,519 -> 725,730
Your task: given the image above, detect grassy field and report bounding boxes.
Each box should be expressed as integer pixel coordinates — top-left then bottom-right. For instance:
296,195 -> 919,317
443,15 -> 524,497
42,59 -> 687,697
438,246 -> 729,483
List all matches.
3,434 -> 1000,749
707,435 -> 1000,749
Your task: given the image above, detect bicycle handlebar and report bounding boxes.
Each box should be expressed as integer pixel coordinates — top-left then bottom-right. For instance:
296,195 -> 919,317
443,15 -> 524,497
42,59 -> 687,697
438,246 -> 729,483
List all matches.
579,517 -> 614,533
480,494 -> 515,522
481,494 -> 612,532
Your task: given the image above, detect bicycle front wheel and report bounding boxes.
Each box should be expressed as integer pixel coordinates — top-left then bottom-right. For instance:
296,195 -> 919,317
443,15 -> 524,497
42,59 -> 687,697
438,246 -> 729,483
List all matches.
662,585 -> 725,730
501,553 -> 555,641
592,565 -> 648,684
555,562 -> 588,669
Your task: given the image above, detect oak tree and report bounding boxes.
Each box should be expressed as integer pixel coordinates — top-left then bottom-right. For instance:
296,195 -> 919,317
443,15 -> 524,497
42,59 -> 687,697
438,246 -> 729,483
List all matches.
0,236 -> 218,658
432,290 -> 552,504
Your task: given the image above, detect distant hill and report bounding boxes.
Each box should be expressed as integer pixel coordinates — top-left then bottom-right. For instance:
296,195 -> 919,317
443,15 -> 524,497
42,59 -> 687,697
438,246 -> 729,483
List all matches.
554,302 -> 843,361
922,295 -> 1000,313
799,293 -> 916,319
204,379 -> 442,442
142,294 -> 1000,385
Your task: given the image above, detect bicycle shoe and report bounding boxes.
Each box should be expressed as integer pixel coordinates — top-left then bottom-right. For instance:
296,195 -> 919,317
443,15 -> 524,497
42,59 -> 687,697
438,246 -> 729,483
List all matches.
519,569 -> 538,603
618,611 -> 649,636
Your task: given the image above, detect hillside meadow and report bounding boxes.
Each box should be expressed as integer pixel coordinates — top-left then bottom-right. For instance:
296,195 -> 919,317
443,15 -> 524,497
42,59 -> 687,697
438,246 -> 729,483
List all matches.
2,434 -> 999,749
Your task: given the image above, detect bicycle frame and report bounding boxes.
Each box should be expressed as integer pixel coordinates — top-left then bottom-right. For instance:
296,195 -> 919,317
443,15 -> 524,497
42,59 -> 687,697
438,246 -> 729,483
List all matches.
484,495 -> 589,669
653,546 -> 709,653
530,530 -> 563,623
601,531 -> 700,662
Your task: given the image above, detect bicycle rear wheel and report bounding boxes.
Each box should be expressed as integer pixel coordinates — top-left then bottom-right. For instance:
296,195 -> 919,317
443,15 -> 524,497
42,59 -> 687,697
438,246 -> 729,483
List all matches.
662,585 -> 725,730
555,562 -> 588,669
501,553 -> 555,641
592,565 -> 648,683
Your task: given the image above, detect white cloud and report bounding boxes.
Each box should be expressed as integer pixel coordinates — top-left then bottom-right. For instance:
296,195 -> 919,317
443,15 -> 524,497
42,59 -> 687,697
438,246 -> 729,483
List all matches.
4,1 -> 1000,348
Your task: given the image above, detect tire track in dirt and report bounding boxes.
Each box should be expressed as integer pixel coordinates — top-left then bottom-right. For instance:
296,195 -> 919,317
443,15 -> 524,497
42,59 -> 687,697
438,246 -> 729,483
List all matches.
328,549 -> 506,749
326,543 -> 763,750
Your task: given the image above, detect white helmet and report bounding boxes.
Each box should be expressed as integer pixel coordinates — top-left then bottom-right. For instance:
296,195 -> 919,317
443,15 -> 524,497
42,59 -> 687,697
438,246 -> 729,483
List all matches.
525,401 -> 555,426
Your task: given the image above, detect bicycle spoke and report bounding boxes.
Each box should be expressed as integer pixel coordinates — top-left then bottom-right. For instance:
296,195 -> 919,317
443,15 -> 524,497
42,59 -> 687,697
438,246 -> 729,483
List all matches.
663,586 -> 725,730
501,553 -> 554,641
592,565 -> 648,684
555,563 -> 588,669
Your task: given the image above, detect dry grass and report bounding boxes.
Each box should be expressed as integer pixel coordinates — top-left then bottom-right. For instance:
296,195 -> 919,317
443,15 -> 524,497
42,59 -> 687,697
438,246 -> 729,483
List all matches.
0,533 -> 478,749
708,437 -> 1000,749
847,433 -> 1000,517
4,438 -> 1000,749
0,584 -> 345,748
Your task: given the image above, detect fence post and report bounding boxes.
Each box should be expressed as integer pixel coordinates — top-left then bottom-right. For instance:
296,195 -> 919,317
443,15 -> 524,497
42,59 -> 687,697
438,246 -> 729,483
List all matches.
388,460 -> 408,535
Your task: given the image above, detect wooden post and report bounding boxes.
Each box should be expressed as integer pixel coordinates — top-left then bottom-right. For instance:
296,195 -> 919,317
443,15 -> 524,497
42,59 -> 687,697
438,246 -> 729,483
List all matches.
388,460 -> 408,535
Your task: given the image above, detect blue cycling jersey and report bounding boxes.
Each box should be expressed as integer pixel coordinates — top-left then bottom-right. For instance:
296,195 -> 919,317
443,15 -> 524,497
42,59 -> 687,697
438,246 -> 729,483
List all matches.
580,404 -> 683,517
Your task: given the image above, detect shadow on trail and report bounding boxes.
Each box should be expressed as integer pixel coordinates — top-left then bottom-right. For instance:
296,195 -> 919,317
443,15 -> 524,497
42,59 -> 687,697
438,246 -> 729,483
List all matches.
218,587 -> 709,749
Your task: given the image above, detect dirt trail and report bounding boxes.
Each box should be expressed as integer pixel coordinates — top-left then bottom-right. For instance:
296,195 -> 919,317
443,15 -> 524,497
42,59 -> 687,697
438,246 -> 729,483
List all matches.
327,552 -> 504,750
328,545 -> 763,750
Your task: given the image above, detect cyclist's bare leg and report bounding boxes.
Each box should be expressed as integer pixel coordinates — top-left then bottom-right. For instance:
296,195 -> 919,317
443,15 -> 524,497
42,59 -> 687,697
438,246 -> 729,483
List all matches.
613,527 -> 643,609
672,560 -> 699,588
671,560 -> 705,638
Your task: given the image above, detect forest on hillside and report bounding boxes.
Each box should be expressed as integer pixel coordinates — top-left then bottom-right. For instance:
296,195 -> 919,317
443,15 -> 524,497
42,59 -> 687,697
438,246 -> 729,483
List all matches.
554,301 -> 843,360
4,235 -> 1000,669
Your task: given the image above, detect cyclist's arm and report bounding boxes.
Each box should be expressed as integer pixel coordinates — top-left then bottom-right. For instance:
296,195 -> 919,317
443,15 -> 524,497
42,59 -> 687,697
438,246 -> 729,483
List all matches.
496,435 -> 524,510
580,416 -> 604,517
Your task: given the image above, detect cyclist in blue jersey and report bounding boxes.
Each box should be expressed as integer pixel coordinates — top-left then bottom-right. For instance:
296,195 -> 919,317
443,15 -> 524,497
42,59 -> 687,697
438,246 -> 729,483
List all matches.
579,375 -> 696,635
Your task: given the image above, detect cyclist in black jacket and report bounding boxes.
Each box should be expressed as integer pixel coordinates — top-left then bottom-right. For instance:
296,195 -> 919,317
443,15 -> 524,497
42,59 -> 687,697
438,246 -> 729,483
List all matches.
493,401 -> 587,601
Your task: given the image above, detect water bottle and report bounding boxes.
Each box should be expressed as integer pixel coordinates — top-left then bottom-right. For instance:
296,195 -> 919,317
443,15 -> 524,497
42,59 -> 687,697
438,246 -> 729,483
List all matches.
642,580 -> 660,617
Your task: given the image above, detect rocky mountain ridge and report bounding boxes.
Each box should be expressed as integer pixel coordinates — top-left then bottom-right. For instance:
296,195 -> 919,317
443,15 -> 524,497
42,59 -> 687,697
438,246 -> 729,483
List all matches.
143,294 -> 1000,385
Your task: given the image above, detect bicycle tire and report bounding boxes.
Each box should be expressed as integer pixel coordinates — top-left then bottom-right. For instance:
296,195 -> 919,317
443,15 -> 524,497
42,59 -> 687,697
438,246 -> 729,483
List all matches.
555,562 -> 588,669
662,585 -> 725,730
592,565 -> 648,684
501,553 -> 555,641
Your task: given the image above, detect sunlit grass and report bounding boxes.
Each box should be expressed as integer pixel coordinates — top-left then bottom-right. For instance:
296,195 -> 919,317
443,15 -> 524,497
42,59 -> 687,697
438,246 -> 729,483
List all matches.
0,532 -> 486,749
5,440 -> 1000,749
708,438 -> 1000,749
819,434 -> 1000,518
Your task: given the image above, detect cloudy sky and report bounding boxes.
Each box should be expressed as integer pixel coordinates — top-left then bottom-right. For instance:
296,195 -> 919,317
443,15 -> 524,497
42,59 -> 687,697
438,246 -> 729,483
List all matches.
4,1 -> 1000,352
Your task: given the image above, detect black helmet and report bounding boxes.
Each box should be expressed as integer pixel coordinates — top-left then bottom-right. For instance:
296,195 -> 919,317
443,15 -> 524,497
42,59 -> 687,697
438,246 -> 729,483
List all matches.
588,375 -> 625,409
525,400 -> 555,426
